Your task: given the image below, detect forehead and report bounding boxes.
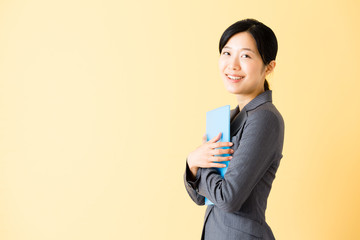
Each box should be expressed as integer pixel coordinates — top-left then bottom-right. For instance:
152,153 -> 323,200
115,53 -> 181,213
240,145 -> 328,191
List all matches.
224,32 -> 257,52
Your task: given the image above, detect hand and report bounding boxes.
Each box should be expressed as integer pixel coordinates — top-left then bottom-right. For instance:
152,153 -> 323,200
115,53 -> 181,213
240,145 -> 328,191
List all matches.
187,132 -> 234,177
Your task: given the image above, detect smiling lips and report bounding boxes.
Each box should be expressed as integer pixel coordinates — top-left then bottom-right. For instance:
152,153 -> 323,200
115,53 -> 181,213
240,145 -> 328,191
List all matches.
226,74 -> 245,82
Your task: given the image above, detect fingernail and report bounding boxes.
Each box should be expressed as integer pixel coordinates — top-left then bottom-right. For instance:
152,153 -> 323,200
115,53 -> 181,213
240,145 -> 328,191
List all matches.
230,142 -> 233,146
229,156 -> 233,159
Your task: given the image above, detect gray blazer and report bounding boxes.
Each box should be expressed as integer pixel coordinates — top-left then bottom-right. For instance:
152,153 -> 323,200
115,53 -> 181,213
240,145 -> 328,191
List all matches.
184,90 -> 284,240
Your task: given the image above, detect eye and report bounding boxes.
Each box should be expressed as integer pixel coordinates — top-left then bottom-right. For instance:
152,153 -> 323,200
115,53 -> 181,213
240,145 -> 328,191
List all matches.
241,54 -> 250,58
222,51 -> 230,56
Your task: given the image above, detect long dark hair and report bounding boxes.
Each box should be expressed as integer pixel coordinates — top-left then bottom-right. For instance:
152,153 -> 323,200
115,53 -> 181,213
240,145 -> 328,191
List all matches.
219,19 -> 278,91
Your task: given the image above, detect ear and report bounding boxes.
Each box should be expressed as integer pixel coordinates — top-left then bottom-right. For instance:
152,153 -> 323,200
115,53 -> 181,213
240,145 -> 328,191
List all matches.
265,60 -> 276,75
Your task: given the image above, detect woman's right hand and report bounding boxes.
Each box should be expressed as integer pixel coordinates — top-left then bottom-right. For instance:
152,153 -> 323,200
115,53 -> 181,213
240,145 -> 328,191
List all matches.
187,132 -> 234,178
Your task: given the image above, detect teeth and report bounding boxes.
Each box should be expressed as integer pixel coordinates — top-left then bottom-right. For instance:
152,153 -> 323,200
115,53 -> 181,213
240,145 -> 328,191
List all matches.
227,75 -> 243,80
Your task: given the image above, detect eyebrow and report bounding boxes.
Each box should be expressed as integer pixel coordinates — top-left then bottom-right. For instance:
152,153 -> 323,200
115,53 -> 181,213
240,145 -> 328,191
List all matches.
223,46 -> 255,53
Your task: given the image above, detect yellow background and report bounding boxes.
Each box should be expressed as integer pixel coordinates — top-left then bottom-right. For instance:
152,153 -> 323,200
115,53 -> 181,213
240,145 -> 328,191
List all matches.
1,0 -> 359,239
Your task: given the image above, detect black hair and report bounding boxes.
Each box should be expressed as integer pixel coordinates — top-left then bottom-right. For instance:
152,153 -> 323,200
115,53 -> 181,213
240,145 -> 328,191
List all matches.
219,19 -> 278,91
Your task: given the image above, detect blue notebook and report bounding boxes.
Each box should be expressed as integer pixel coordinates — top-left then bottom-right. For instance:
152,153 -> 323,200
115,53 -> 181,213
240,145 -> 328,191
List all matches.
204,105 -> 230,205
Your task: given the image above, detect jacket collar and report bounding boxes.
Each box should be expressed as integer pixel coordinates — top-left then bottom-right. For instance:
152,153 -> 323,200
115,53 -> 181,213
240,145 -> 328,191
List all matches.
243,90 -> 272,112
230,90 -> 273,136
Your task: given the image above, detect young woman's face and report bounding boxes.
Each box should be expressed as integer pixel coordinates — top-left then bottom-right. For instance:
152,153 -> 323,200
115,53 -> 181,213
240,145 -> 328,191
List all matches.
219,31 -> 268,99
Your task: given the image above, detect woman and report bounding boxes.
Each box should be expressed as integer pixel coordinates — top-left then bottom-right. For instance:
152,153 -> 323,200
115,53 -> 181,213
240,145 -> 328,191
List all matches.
184,19 -> 285,240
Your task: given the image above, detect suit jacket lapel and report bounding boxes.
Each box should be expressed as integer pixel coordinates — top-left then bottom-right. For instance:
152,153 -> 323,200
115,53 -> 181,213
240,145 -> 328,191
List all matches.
230,106 -> 239,122
230,90 -> 273,137
230,107 -> 247,137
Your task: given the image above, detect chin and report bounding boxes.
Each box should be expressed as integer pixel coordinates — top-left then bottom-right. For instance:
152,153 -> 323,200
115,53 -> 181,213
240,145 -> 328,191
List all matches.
224,86 -> 242,95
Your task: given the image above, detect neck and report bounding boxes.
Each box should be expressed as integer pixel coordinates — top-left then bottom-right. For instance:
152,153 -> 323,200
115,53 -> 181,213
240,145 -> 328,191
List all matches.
236,90 -> 265,111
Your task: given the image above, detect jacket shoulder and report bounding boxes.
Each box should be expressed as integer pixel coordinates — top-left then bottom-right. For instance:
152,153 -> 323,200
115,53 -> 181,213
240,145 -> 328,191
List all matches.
247,102 -> 284,128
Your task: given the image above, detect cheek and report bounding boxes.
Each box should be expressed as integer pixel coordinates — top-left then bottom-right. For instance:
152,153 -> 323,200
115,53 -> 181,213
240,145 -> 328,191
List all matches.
244,63 -> 260,76
218,62 -> 224,72
218,58 -> 228,72
240,60 -> 252,71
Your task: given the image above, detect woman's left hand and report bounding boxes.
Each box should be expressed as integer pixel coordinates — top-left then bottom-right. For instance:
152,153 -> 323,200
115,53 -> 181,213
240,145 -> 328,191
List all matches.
187,132 -> 233,178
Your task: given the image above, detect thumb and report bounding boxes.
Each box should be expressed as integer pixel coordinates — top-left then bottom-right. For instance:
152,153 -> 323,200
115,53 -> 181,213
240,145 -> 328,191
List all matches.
202,134 -> 207,144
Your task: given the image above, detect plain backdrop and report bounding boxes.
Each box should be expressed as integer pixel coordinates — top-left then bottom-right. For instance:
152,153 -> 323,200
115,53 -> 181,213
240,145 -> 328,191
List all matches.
1,0 -> 360,239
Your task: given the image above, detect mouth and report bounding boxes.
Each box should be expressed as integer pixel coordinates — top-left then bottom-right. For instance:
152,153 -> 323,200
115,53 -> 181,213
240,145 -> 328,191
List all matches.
226,74 -> 245,82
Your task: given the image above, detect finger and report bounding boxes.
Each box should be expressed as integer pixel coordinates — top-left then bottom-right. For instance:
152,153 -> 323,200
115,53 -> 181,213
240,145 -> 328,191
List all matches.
202,134 -> 207,144
212,148 -> 234,155
210,163 -> 227,168
211,156 -> 232,162
210,141 -> 233,149
208,132 -> 222,143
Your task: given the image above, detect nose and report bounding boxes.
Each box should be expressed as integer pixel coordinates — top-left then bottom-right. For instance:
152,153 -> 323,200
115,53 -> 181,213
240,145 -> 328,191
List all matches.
227,56 -> 241,71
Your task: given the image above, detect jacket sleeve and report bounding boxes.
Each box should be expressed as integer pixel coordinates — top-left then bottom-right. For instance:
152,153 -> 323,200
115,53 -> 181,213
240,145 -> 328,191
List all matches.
196,110 -> 284,212
183,161 -> 205,205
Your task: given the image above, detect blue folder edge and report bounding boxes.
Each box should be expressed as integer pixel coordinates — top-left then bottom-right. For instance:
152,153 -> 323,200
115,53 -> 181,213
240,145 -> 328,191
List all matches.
204,105 -> 230,205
